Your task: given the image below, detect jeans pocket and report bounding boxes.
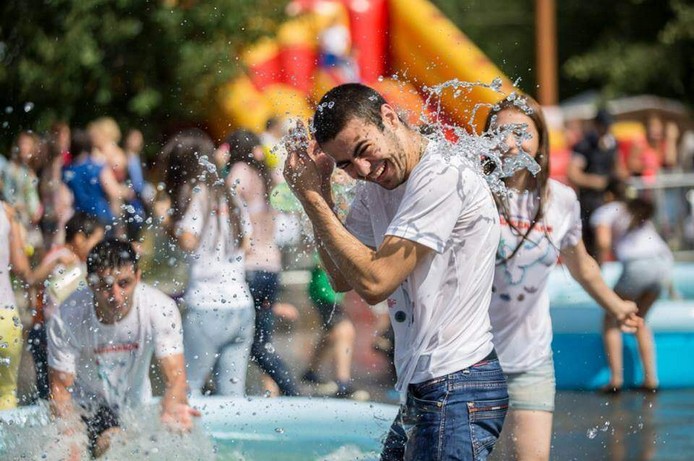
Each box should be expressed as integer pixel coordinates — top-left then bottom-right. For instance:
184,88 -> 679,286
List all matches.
468,396 -> 508,460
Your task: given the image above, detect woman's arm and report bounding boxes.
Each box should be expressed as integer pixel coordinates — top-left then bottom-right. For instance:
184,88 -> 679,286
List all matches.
560,240 -> 641,332
5,203 -> 32,283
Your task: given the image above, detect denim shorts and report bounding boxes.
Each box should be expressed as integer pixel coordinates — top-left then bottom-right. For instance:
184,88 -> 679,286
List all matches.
614,256 -> 672,300
504,356 -> 556,412
381,351 -> 508,461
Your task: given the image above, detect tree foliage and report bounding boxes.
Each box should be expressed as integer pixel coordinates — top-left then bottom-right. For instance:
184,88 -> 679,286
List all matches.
431,0 -> 693,107
0,0 -> 286,147
563,0 -> 694,103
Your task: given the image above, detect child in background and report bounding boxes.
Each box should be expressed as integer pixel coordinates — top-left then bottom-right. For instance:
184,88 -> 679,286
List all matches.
592,181 -> 673,392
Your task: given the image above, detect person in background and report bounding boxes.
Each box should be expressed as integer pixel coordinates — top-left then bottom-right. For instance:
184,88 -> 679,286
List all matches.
122,128 -> 147,241
0,200 -> 33,410
3,131 -> 43,252
47,239 -> 199,458
567,109 -> 625,257
88,117 -> 128,182
162,129 -> 254,397
40,124 -> 74,248
226,129 -> 301,397
28,212 -> 104,401
301,261 -> 367,400
592,180 -> 673,393
260,117 -> 289,178
484,94 -> 641,461
63,129 -> 134,232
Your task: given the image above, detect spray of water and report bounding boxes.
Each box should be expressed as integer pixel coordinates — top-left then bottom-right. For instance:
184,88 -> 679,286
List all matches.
275,77 -> 541,213
0,403 -> 215,461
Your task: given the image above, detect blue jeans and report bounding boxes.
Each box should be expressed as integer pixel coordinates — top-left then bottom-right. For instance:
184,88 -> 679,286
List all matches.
381,353 -> 508,461
247,270 -> 300,396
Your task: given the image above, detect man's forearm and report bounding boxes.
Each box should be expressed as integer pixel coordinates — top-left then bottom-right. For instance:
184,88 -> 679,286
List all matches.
314,227 -> 352,293
162,373 -> 189,410
302,191 -> 383,302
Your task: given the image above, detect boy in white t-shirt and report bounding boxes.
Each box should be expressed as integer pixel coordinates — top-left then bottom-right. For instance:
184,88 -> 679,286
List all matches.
47,239 -> 199,458
283,83 -> 507,461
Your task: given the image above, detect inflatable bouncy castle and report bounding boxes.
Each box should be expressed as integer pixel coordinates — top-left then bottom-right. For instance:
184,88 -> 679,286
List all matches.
209,0 -> 572,174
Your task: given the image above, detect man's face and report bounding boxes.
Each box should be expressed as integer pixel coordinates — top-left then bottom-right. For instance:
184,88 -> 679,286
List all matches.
320,107 -> 409,190
89,264 -> 140,319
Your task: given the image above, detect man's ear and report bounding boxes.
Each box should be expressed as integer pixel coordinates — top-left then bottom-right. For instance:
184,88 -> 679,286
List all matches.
381,104 -> 400,129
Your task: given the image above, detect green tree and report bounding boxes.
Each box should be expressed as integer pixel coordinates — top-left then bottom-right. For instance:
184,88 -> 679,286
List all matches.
563,0 -> 694,103
431,0 -> 693,107
0,0 -> 287,150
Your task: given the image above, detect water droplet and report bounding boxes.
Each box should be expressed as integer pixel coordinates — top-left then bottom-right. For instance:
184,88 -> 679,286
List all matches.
24,102 -> 35,112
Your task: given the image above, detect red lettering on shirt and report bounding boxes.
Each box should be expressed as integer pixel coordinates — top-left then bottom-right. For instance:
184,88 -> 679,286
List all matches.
94,343 -> 139,355
499,216 -> 553,234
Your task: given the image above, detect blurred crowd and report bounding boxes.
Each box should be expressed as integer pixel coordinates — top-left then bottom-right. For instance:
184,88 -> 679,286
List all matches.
0,115 -> 378,412
0,106 -> 691,412
564,111 -> 694,253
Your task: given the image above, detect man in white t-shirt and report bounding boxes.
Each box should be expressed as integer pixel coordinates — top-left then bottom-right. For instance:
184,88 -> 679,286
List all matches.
283,83 -> 507,461
48,239 -> 199,458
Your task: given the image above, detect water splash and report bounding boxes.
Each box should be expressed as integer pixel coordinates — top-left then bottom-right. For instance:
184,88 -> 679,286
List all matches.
0,404 -> 215,461
418,80 -> 541,196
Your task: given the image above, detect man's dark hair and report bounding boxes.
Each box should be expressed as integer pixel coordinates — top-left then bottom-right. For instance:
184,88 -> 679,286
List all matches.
87,238 -> 139,275
65,212 -> 104,244
312,83 -> 388,145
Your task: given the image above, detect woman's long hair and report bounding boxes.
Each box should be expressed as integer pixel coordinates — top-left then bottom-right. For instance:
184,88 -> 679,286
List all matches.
225,129 -> 275,197
484,94 -> 551,262
161,128 -> 243,245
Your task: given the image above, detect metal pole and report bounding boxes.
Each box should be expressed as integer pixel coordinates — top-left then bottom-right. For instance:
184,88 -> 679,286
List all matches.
536,0 -> 558,105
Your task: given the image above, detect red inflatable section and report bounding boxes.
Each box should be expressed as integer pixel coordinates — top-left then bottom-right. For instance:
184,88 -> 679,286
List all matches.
244,39 -> 282,91
343,0 -> 388,83
278,19 -> 318,94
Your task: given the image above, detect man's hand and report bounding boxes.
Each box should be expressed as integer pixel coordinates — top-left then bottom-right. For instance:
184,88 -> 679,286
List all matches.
283,121 -> 335,204
611,299 -> 643,333
160,402 -> 201,434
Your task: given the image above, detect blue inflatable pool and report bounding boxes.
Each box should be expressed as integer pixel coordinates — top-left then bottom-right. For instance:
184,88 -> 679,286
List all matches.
0,397 -> 398,460
549,262 -> 694,390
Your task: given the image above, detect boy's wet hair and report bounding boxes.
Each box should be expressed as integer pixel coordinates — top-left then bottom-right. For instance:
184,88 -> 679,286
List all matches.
312,83 -> 388,145
65,212 -> 104,244
87,238 -> 139,275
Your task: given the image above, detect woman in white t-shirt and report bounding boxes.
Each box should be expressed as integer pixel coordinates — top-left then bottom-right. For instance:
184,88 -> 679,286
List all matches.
484,95 -> 641,461
591,181 -> 673,393
162,129 -> 254,397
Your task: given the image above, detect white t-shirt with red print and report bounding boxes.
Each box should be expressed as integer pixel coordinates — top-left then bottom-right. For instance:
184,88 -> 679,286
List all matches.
489,179 -> 583,374
47,283 -> 184,411
345,140 -> 500,395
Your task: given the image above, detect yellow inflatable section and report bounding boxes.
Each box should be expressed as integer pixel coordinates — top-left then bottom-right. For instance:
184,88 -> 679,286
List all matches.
388,0 -> 516,132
